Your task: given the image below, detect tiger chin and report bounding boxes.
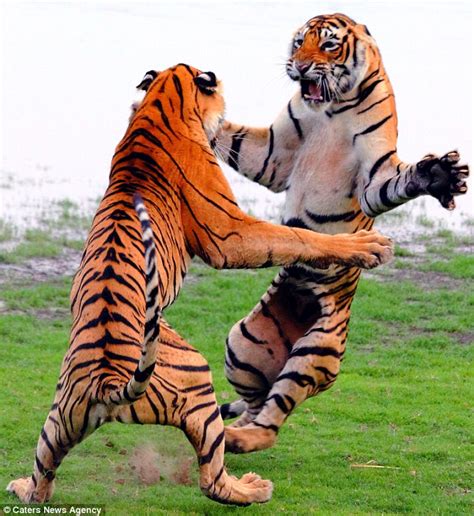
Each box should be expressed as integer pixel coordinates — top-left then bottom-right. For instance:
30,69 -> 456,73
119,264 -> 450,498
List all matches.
215,13 -> 469,456
6,63 -> 393,507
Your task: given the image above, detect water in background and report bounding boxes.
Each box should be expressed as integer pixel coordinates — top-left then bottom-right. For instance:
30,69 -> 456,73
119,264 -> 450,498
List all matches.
1,1 -> 472,237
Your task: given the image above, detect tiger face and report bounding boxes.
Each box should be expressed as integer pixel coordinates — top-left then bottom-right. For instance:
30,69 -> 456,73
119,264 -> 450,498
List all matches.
286,13 -> 376,107
133,64 -> 225,140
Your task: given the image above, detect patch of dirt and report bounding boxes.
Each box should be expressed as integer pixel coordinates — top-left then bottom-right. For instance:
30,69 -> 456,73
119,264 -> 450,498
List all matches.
0,302 -> 69,320
0,248 -> 82,286
128,442 -> 194,487
0,249 -> 201,289
129,444 -> 162,486
444,331 -> 474,346
376,324 -> 473,348
364,265 -> 464,290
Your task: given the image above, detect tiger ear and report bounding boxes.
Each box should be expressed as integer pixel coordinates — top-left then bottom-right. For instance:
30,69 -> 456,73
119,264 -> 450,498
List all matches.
194,71 -> 218,95
136,70 -> 159,91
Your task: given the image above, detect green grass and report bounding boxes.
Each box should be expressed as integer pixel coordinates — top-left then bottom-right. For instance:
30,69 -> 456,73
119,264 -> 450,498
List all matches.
0,199 -> 92,264
0,255 -> 473,514
0,219 -> 15,242
394,245 -> 414,258
0,229 -> 84,263
39,198 -> 93,232
420,255 -> 474,279
415,214 -> 435,229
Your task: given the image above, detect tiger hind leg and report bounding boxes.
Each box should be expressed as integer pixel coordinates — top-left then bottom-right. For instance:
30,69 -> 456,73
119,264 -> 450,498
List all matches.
223,271 -> 324,430
7,396 -> 98,503
184,396 -> 273,504
225,308 -> 349,454
115,340 -> 273,506
223,316 -> 289,429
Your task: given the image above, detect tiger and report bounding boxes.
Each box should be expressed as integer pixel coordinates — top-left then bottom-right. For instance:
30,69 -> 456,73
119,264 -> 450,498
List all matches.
214,13 -> 470,454
6,63 -> 394,506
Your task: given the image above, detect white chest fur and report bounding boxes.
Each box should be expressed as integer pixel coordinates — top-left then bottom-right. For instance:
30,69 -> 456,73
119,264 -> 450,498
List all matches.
283,101 -> 360,230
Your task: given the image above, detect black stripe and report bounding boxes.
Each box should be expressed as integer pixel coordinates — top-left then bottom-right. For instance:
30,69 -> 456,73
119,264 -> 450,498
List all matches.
220,403 -> 239,419
287,101 -> 303,140
153,99 -> 178,138
283,217 -> 311,229
40,428 -> 58,463
368,149 -> 397,180
186,401 -> 216,417
199,407 -> 220,448
379,177 -> 401,208
252,421 -> 279,433
35,455 -> 55,481
362,191 -> 378,216
305,209 -> 360,225
181,382 -> 213,393
353,114 -> 393,144
172,74 -> 185,120
134,363 -> 155,383
226,345 -> 270,389
332,78 -> 384,114
357,94 -> 393,115
159,362 -> 210,372
228,128 -> 246,171
240,320 -> 266,344
199,430 -> 225,465
290,346 -> 341,359
254,126 -> 274,182
276,371 -> 316,388
267,393 -> 290,414
304,318 -> 347,336
352,38 -> 358,67
314,366 -> 337,380
130,404 -> 143,424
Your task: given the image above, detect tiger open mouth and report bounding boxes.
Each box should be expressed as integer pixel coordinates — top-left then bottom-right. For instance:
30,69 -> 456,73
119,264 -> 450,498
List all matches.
300,79 -> 331,104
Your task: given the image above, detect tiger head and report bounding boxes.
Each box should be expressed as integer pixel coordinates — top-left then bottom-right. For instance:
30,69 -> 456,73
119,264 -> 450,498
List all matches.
287,13 -> 379,108
131,64 -> 225,140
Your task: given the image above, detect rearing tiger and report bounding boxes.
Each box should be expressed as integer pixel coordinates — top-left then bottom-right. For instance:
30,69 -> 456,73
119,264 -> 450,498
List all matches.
7,63 -> 393,505
216,13 -> 469,453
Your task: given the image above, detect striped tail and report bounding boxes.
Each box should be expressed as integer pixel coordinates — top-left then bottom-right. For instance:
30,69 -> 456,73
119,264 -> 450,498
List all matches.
220,399 -> 247,420
104,193 -> 161,405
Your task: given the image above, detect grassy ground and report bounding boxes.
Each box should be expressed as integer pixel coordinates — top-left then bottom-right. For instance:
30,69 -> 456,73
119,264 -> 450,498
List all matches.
0,199 -> 90,263
0,235 -> 473,514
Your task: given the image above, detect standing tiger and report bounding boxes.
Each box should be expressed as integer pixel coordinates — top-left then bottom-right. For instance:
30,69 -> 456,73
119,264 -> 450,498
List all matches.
216,13 -> 469,454
7,63 -> 393,506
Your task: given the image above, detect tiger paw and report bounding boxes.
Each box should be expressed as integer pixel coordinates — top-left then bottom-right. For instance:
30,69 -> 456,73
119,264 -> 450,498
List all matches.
328,229 -> 394,270
228,472 -> 273,504
225,424 -> 277,454
413,150 -> 469,210
7,477 -> 34,503
7,476 -> 54,503
201,469 -> 273,505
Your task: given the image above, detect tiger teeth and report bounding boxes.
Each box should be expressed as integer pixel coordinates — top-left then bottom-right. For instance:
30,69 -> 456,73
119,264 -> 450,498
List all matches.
303,94 -> 323,101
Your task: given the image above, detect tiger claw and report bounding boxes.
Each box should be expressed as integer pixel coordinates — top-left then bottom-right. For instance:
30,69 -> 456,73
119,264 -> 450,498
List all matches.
440,150 -> 460,164
416,150 -> 469,210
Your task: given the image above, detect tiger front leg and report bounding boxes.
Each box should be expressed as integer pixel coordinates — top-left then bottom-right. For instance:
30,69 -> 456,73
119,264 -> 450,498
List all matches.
360,150 -> 469,217
214,102 -> 303,194
198,215 -> 394,271
407,151 -> 469,210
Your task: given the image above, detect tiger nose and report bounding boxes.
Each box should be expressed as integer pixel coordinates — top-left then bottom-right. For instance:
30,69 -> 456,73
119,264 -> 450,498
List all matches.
296,62 -> 311,75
